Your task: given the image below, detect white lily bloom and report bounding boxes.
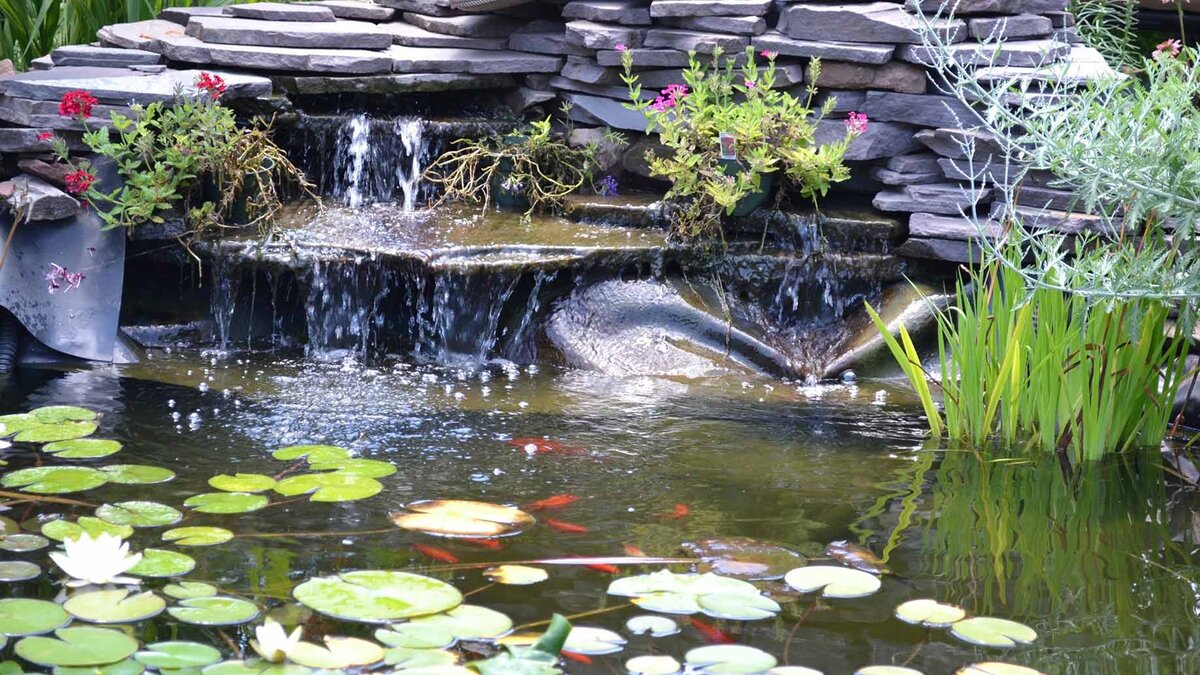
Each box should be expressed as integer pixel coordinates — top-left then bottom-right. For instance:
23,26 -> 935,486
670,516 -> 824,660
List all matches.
251,618 -> 303,663
48,532 -> 142,587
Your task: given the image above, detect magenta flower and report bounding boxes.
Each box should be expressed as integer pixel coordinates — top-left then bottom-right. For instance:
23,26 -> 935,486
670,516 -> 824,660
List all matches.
744,79 -> 757,89
45,263 -> 85,294
616,43 -> 627,51
1154,38 -> 1182,60
844,111 -> 869,135
759,50 -> 778,60
649,83 -> 689,112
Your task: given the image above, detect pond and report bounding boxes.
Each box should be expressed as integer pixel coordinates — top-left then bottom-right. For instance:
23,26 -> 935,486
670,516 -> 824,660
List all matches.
0,351 -> 1197,674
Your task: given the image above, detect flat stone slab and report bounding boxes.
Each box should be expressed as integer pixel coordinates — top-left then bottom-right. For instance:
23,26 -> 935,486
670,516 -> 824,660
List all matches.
562,59 -> 624,85
158,34 -> 393,73
0,128 -> 84,153
227,2 -> 337,21
906,0 -> 1027,14
660,16 -> 765,35
751,31 -> 894,65
390,46 -> 562,74
403,12 -> 525,38
595,48 -> 690,67
815,119 -> 922,161
566,93 -> 649,131
908,212 -> 1000,240
809,60 -> 926,94
643,28 -> 748,53
5,175 -> 79,222
566,20 -> 647,49
968,14 -> 1052,40
862,91 -> 977,128
385,21 -> 508,49
782,3 -> 966,45
897,39 -> 1070,68
888,152 -> 942,174
4,66 -> 272,103
563,1 -> 651,25
872,166 -> 942,186
873,183 -> 992,215
308,0 -> 396,21
915,127 -> 1003,160
510,26 -> 592,56
158,6 -> 226,25
376,0 -> 456,16
50,45 -> 162,68
650,0 -> 771,17
275,71 -> 514,94
0,96 -> 132,130
185,15 -> 392,50
894,236 -> 980,263
98,20 -> 187,51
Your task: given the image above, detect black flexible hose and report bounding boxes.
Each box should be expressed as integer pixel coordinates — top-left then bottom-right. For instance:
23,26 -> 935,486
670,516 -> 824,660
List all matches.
0,309 -> 23,373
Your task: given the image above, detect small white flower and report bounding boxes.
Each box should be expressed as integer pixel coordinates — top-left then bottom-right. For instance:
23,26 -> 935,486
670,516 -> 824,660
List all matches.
48,532 -> 142,587
250,618 -> 302,663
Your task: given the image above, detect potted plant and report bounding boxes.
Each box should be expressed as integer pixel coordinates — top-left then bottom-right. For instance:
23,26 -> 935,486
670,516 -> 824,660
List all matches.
621,47 -> 866,236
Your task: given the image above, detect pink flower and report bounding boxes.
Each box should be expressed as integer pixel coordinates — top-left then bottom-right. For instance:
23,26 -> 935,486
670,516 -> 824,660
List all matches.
844,111 -> 868,135
648,83 -> 689,112
37,131 -> 53,142
1154,38 -> 1182,60
744,79 -> 757,89
195,72 -> 227,100
58,90 -> 97,119
759,50 -> 778,60
45,263 -> 85,294
616,43 -> 627,51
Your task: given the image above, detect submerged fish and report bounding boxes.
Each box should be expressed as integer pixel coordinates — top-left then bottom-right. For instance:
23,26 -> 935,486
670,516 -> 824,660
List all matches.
623,544 -> 648,557
826,540 -> 891,575
561,652 -> 593,665
666,503 -> 690,520
527,494 -> 580,511
584,562 -> 620,574
412,543 -> 459,564
689,617 -> 735,644
507,437 -> 586,456
462,538 -> 503,550
544,518 -> 589,534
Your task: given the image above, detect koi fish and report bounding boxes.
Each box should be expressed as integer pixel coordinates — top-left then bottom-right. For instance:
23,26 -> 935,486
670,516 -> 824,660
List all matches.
527,494 -> 580,511
507,437 -> 585,456
544,518 -> 588,534
667,503 -> 690,520
585,562 -> 621,574
561,652 -> 593,665
463,538 -> 503,550
623,544 -> 648,557
689,617 -> 734,644
412,543 -> 459,564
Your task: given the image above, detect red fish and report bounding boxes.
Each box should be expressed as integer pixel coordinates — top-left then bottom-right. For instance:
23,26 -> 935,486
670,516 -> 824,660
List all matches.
462,538 -> 503,550
585,563 -> 621,574
507,437 -> 585,456
412,543 -> 459,564
561,652 -> 593,665
690,617 -> 734,644
527,494 -> 580,511
544,518 -> 588,534
666,504 -> 690,520
623,544 -> 648,557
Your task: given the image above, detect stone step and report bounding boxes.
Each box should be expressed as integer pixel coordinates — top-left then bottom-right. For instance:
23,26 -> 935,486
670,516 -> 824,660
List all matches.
158,34 -> 393,73
307,0 -> 396,21
50,45 -> 162,68
3,66 -> 272,104
158,6 -> 226,26
402,12 -> 525,38
185,15 -> 393,50
384,21 -> 508,49
275,72 -> 515,94
390,46 -> 563,74
227,2 -> 337,21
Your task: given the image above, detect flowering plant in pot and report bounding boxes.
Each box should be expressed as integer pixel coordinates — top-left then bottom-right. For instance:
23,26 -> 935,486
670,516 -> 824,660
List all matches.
621,47 -> 866,237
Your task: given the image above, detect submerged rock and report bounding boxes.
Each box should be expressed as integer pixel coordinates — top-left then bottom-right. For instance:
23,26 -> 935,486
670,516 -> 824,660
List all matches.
822,281 -> 952,380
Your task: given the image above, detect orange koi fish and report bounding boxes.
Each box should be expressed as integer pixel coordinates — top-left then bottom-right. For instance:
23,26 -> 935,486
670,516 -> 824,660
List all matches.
507,438 -> 585,456
690,617 -> 734,644
544,518 -> 589,534
585,562 -> 621,574
462,538 -> 503,550
561,652 -> 593,665
412,543 -> 459,564
666,504 -> 690,520
527,494 -> 580,511
623,544 -> 648,557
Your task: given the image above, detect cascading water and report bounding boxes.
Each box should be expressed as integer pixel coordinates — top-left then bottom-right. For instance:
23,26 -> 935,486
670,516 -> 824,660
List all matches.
395,119 -> 424,212
336,115 -> 372,209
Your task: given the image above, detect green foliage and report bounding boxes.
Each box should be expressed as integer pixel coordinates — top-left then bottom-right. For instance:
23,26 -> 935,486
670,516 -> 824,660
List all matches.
621,47 -> 857,237
1069,0 -> 1140,70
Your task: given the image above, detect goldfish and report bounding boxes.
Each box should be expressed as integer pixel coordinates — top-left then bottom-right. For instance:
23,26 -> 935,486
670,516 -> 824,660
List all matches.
462,538 -> 503,550
585,562 -> 621,574
544,518 -> 588,534
527,494 -> 580,511
667,503 -> 690,520
561,652 -> 593,665
623,544 -> 648,557
689,617 -> 734,644
412,543 -> 458,564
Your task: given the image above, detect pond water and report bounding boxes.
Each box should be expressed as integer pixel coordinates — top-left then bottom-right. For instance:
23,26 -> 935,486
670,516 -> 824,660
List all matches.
1,351 -> 1196,674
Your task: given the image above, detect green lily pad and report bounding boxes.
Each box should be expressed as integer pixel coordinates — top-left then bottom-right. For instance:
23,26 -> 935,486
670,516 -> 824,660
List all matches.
375,625 -> 456,650
685,645 -> 777,674
135,642 -> 222,670
407,605 -> 512,640
168,597 -> 259,626
100,465 -> 175,485
15,422 -> 98,444
308,458 -> 397,478
950,618 -> 1038,648
1,466 -> 107,494
202,661 -> 311,675
43,440 -> 121,459
0,516 -> 16,534
626,655 -> 682,675
0,414 -> 38,436
631,593 -> 701,615
184,493 -> 269,514
957,664 -> 1045,675
895,599 -> 966,628
16,627 -> 138,667
96,502 -> 183,528
163,527 -> 234,547
31,407 -> 98,424
0,533 -> 49,552
273,445 -> 350,462
608,571 -> 777,620
163,582 -> 219,600
128,549 -> 195,578
563,627 -> 626,656
484,565 -> 548,586
382,648 -> 458,669
767,667 -> 824,674
42,517 -> 133,542
274,472 -> 382,503
856,668 -> 923,675
0,561 -> 40,582
625,615 -> 679,637
783,566 -> 882,599
54,657 -> 145,675
696,593 -> 781,621
208,474 -> 277,493
289,637 -> 384,669
64,590 -> 166,624
0,599 -> 71,636
294,570 -> 463,623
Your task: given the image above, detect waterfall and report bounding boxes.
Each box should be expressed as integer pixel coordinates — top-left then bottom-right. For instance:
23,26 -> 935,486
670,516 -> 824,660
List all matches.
209,257 -> 239,351
396,119 -> 425,212
323,115 -> 428,210
336,114 -> 372,209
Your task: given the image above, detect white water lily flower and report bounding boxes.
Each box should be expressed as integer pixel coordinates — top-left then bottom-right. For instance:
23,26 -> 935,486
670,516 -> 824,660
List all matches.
251,618 -> 303,663
48,531 -> 142,587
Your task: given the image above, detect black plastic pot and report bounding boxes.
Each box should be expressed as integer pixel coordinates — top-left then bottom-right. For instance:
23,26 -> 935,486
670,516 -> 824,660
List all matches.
719,158 -> 776,217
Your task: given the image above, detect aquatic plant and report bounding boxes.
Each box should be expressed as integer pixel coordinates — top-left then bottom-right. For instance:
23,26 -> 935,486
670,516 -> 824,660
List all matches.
250,618 -> 303,663
48,531 -> 142,587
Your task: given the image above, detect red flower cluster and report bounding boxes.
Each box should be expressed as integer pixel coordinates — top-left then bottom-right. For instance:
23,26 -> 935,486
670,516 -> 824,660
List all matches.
37,131 -> 53,142
64,169 -> 97,195
58,90 -> 98,119
195,72 -> 227,100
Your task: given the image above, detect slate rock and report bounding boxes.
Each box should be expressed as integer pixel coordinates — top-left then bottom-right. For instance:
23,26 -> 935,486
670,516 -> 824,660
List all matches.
871,167 -> 943,186
650,0 -> 772,17
505,86 -> 557,111
937,158 -> 1020,185
376,0 -> 456,15
0,129 -> 84,153
50,46 -> 162,68
29,55 -> 55,70
914,127 -> 1003,160
873,183 -> 992,215
309,1 -> 396,21
98,20 -> 185,51
566,93 -> 649,131
660,16 -> 765,35
5,175 -> 79,222
158,6 -> 226,25
968,14 -> 1052,40
562,60 -> 624,85
1014,185 -> 1082,212
4,66 -> 273,103
638,64 -> 802,88
1006,205 -> 1108,234
385,21 -> 508,49
551,76 -> 644,100
403,12 -> 525,38
905,0 -> 1026,14
809,60 -> 926,94
816,119 -> 922,161
782,4 -> 966,45
897,38 -> 1070,68
390,46 -> 563,73
275,72 -> 514,94
566,20 -> 647,49
0,96 -> 130,131
158,34 -> 393,73
894,236 -> 981,263
563,1 -> 651,25
596,48 -> 690,67
227,2 -> 337,21
907,212 -> 1000,239
510,26 -> 592,56
811,89 -> 867,113
1044,11 -> 1074,28
862,91 -> 977,128
621,135 -> 670,179
888,152 -> 942,174
186,15 -> 392,49
17,159 -> 72,189
643,28 -> 748,53
753,31 -> 894,65
0,59 -> 13,77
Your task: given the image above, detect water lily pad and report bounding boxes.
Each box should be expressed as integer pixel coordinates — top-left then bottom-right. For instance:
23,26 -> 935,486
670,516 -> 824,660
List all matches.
0,533 -> 49,552
168,597 -> 259,626
128,549 -> 195,578
696,593 -> 781,621
382,648 -> 458,669
15,422 -> 97,444
208,474 -> 276,493
783,566 -> 882,599
685,645 -> 776,674
0,561 -> 40,582
958,664 -> 1045,675
289,637 -> 384,669
184,493 -> 269,514
0,414 -> 38,436
681,538 -> 806,581
42,517 -> 132,542
163,582 -> 219,600
625,615 -> 679,637
274,472 -> 382,503
631,593 -> 701,615
1,466 -> 107,494
294,570 -> 462,623
64,590 -> 166,624
391,500 -> 534,538
484,565 -> 548,585
309,458 -> 397,478
375,624 -> 456,650
202,660 -> 311,675
100,465 -> 175,485
856,668 -> 923,675
31,407 -> 98,424
407,605 -> 512,640
96,501 -> 183,528
626,655 -> 681,675
135,642 -> 222,670
273,445 -> 350,462
950,618 -> 1037,648
0,599 -> 71,636
609,570 -> 777,619
15,627 -> 138,667
54,657 -> 145,675
163,526 -> 234,547
563,627 -> 626,656
0,516 -> 16,534
43,440 -> 121,459
895,599 -> 966,628
767,668 -> 824,674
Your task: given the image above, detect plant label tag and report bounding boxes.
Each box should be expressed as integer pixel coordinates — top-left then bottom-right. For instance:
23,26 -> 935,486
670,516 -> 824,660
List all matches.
718,132 -> 737,160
